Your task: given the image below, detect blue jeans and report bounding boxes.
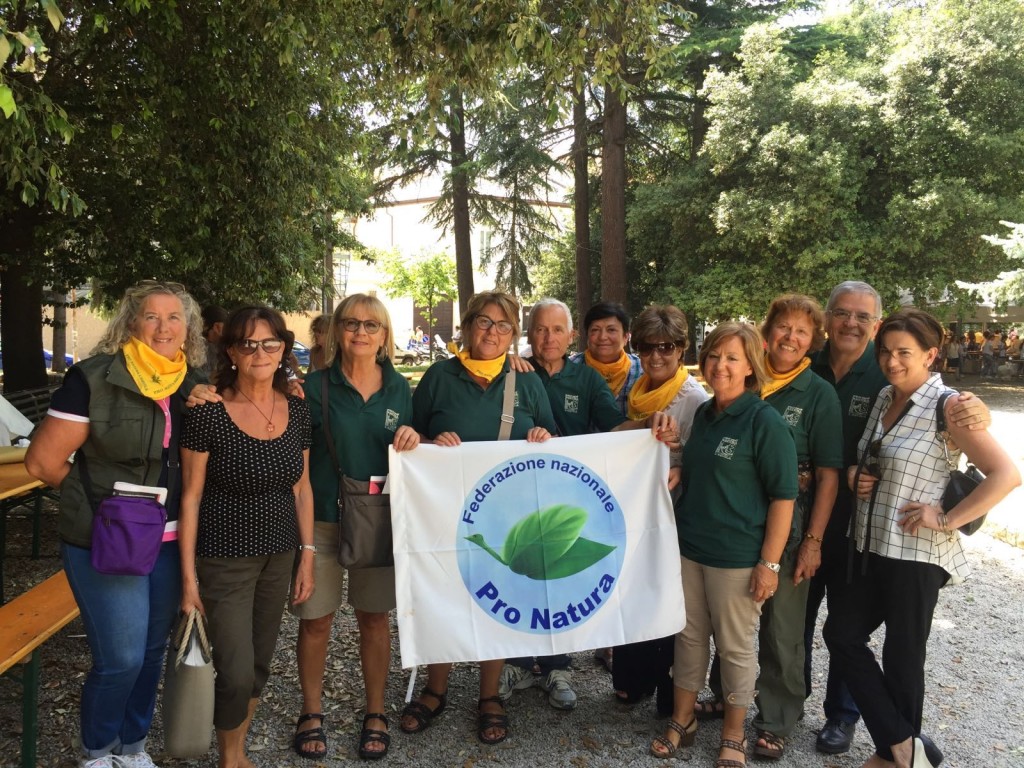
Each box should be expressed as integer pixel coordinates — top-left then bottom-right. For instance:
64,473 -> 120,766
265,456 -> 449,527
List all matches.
507,654 -> 571,675
62,541 -> 181,757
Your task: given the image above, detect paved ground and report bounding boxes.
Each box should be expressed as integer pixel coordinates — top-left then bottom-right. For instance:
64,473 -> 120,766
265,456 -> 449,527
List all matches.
2,374 -> 1023,767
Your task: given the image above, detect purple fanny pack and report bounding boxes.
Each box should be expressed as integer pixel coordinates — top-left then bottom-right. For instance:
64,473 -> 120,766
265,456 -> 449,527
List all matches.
90,496 -> 167,576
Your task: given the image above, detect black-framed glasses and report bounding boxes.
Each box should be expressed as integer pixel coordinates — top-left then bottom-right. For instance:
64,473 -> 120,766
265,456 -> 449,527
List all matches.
829,308 -> 878,325
340,318 -> 384,334
636,341 -> 680,356
235,338 -> 284,355
473,315 -> 514,335
866,438 -> 883,478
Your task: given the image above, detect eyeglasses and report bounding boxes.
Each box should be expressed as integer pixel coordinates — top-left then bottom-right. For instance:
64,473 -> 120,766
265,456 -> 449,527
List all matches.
829,308 -> 878,325
340,318 -> 384,334
235,338 -> 284,355
866,438 -> 883,478
636,341 -> 680,356
473,315 -> 514,335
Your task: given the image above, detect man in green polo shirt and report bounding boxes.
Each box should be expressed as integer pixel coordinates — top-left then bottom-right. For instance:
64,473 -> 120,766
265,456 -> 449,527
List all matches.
806,280 -> 990,755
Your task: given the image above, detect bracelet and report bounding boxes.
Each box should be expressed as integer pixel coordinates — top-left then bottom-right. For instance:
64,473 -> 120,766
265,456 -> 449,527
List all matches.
298,544 -> 317,554
804,532 -> 823,544
757,558 -> 781,574
938,513 -> 956,542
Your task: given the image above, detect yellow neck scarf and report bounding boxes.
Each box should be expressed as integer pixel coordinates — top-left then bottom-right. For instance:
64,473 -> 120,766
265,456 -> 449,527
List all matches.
761,354 -> 810,399
122,337 -> 188,400
457,348 -> 507,383
585,349 -> 632,397
628,367 -> 688,420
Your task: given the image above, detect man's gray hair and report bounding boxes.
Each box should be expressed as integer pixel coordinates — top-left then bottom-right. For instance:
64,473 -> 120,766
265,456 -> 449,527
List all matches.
529,297 -> 573,332
827,281 -> 882,317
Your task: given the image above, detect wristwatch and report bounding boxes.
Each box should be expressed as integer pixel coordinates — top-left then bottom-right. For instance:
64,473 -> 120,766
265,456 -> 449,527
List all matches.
298,544 -> 318,554
757,558 -> 781,573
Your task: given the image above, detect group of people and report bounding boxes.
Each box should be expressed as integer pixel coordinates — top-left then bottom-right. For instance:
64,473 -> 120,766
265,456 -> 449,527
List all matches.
24,278 -> 1019,768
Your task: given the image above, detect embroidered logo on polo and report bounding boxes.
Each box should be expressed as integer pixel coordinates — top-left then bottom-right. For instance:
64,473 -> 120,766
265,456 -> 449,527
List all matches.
849,395 -> 871,418
564,394 -> 579,414
457,453 -> 624,633
715,437 -> 738,460
385,409 -> 399,431
783,406 -> 803,427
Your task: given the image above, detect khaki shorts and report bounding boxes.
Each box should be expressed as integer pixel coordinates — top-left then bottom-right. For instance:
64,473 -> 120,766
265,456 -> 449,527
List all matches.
288,521 -> 397,617
289,522 -> 346,620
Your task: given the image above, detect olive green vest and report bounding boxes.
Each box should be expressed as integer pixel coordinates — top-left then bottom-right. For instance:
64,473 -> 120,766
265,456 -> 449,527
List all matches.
58,352 -> 186,547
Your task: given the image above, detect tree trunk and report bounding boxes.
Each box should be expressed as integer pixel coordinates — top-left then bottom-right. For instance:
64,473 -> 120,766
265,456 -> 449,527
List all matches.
449,90 -> 475,316
601,81 -> 628,307
689,62 -> 708,162
51,295 -> 68,372
572,86 -> 593,339
0,208 -> 48,392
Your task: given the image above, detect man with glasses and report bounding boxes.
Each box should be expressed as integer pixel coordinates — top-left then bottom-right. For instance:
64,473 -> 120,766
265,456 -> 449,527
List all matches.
806,281 -> 989,755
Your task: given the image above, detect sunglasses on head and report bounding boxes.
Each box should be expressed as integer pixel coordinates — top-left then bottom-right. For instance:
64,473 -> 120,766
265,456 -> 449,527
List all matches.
235,338 -> 284,355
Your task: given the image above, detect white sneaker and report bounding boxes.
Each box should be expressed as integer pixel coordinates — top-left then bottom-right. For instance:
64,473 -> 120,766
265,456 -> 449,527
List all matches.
545,669 -> 577,710
80,758 -> 114,768
113,753 -> 158,768
498,663 -> 535,701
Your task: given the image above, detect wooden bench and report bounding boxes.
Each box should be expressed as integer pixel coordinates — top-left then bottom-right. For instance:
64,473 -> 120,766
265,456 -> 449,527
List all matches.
0,570 -> 80,768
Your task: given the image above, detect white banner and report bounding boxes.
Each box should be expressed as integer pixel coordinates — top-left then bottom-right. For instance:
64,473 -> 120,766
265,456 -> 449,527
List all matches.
389,430 -> 685,668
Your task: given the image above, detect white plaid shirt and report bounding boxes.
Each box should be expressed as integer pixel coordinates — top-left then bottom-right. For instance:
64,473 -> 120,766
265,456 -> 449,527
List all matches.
853,374 -> 970,583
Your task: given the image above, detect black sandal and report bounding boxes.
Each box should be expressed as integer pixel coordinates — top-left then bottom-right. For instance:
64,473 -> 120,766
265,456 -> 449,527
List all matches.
293,713 -> 327,760
694,696 -> 726,720
358,713 -> 391,760
399,686 -> 448,734
477,695 -> 509,745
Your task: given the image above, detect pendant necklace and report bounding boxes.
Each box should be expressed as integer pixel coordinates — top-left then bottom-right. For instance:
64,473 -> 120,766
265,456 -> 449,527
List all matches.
236,389 -> 277,433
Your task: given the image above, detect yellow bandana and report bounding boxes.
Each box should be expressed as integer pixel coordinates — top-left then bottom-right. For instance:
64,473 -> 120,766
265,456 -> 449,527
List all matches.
457,348 -> 507,384
122,337 -> 188,400
627,367 -> 688,421
585,349 -> 632,397
760,354 -> 811,399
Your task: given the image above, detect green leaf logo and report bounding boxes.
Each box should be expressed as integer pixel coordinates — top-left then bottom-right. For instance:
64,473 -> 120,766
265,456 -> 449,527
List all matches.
465,504 -> 616,581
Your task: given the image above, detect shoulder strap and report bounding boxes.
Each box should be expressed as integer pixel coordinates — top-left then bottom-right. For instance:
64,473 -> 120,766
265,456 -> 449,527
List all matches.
935,390 -> 956,433
320,372 -> 342,478
498,369 -> 516,441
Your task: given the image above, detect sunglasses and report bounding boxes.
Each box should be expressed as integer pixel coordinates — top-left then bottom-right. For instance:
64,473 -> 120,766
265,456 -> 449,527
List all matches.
235,338 -> 284,355
340,318 -> 384,334
636,341 -> 680,356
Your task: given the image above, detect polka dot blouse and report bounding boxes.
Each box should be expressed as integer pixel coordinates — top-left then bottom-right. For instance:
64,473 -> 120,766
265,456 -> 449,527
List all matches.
182,396 -> 312,558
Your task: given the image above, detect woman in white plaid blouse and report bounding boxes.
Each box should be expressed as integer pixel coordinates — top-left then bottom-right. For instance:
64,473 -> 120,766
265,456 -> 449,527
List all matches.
824,308 -> 1019,768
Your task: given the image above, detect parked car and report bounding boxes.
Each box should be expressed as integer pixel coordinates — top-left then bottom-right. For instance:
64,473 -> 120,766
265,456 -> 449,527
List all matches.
291,340 -> 311,371
0,343 -> 74,371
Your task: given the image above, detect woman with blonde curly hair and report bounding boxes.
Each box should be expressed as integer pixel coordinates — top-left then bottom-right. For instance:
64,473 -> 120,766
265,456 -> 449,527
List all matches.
27,279 -> 211,768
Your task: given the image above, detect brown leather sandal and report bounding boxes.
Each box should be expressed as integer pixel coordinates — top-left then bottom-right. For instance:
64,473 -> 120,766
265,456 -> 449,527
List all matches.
716,736 -> 748,768
649,717 -> 697,758
753,730 -> 784,760
399,686 -> 447,734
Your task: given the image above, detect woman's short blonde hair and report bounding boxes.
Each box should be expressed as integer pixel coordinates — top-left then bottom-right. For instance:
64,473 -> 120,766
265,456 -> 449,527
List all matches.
761,293 -> 826,353
325,294 -> 395,366
460,291 -> 522,353
631,305 -> 690,351
91,280 -> 205,366
699,322 -> 768,394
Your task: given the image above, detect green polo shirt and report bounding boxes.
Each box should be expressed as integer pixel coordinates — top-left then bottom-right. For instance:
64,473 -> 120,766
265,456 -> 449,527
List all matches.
527,355 -> 626,436
676,391 -> 798,568
412,357 -> 557,441
764,366 -> 843,468
303,359 -> 413,523
809,341 -> 889,469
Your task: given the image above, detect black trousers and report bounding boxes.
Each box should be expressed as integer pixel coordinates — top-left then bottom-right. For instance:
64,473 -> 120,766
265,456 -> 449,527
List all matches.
823,550 -> 948,760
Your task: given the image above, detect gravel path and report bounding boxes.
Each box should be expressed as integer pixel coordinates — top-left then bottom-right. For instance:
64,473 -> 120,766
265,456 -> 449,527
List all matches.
4,376 -> 1024,768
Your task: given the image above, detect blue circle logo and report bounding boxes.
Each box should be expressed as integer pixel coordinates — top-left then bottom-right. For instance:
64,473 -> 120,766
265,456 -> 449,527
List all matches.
456,453 -> 625,634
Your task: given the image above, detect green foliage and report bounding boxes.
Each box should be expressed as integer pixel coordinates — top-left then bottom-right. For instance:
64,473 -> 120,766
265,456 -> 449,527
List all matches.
379,250 -> 457,332
631,0 -> 1024,322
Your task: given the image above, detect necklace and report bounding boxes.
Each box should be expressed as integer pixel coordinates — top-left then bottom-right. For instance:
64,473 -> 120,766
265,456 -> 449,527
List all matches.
236,389 -> 277,433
